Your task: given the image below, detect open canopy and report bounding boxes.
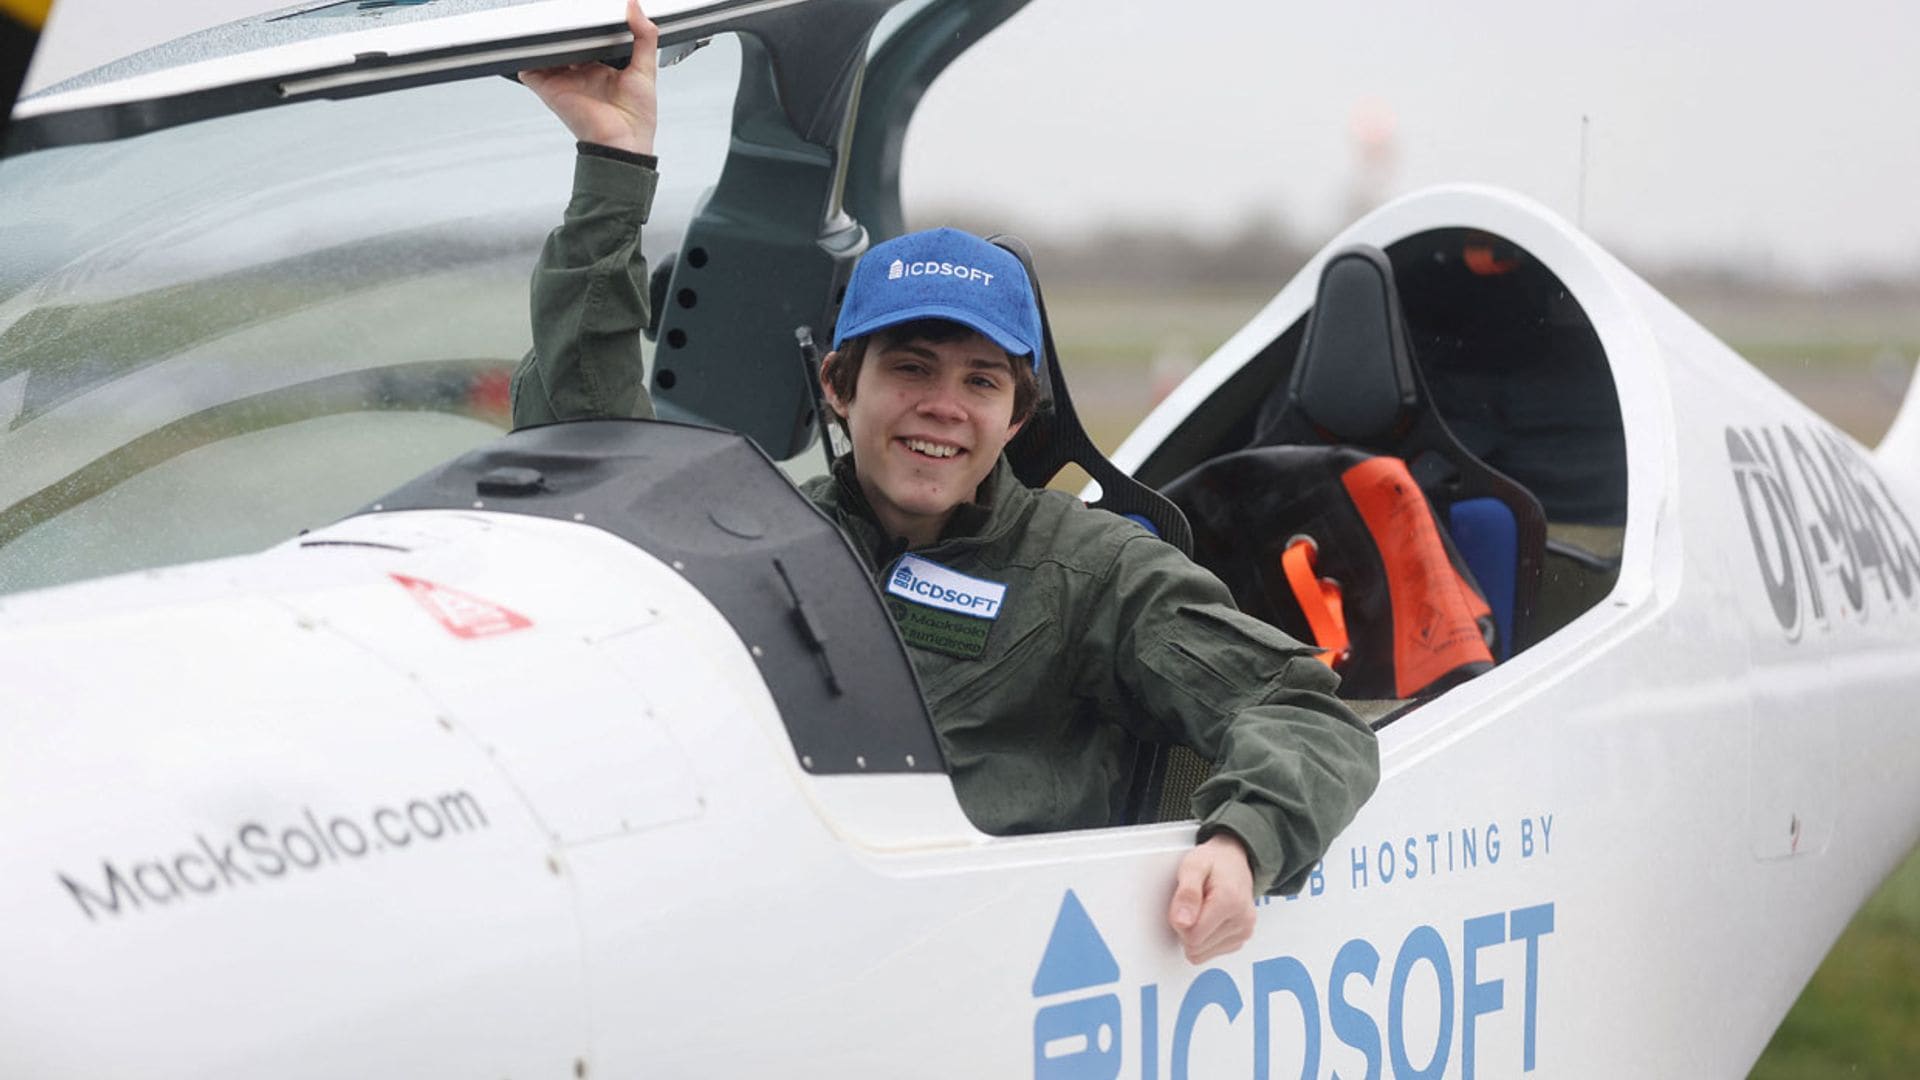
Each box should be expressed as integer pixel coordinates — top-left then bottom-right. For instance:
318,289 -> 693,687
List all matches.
13,0 -> 770,152
0,0 -> 1037,593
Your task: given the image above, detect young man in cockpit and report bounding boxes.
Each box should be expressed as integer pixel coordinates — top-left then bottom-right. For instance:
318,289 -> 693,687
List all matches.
512,1 -> 1378,965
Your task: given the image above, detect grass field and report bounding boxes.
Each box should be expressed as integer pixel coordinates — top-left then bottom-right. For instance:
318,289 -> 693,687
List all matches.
1753,845 -> 1920,1077
1046,285 -> 1920,1078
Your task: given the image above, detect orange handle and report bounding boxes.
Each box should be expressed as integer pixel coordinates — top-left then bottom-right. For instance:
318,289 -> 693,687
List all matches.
1282,537 -> 1348,668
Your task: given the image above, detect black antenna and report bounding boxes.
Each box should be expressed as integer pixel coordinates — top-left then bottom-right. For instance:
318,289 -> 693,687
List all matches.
795,325 -> 842,471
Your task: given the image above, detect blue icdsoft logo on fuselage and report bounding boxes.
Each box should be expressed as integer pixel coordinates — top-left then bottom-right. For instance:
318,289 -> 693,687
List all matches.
1033,890 -> 1122,1079
1030,886 -> 1557,1079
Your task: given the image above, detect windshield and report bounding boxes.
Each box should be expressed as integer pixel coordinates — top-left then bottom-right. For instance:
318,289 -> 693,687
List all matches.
0,33 -> 742,596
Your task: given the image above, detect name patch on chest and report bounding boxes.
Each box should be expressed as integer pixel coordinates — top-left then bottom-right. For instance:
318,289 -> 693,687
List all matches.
885,554 -> 1007,659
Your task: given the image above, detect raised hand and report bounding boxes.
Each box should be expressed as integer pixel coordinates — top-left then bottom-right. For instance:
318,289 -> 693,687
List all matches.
518,0 -> 659,155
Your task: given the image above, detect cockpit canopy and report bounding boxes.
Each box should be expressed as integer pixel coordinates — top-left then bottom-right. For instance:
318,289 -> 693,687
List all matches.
1,0 -> 1027,593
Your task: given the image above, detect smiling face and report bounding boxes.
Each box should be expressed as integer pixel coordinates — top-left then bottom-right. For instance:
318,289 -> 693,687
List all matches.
823,323 -> 1028,548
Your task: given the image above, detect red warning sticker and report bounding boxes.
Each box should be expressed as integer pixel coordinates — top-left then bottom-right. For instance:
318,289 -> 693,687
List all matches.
391,574 -> 532,639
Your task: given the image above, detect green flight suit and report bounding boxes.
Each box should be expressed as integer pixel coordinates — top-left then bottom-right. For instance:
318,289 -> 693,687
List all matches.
512,149 -> 1379,893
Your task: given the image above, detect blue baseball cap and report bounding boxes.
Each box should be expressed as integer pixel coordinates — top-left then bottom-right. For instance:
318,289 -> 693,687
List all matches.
832,227 -> 1044,370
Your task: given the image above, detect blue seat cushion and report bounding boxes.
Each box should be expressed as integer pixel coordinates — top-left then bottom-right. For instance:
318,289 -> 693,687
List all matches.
1448,496 -> 1518,658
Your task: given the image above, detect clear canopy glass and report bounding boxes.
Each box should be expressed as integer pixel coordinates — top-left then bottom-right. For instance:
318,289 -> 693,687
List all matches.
0,32 -> 744,594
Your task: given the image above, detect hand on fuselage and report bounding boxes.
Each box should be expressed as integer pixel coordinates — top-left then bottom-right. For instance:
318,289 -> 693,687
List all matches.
519,0 -> 659,156
1168,832 -> 1258,964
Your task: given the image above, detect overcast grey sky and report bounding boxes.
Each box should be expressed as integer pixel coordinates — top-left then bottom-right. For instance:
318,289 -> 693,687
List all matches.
26,0 -> 1920,280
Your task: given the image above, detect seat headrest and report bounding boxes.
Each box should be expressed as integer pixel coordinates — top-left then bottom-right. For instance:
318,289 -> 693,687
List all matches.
1287,246 -> 1420,447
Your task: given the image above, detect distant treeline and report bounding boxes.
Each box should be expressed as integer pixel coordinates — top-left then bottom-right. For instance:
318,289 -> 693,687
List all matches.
914,210 -> 1314,291
1634,261 -> 1920,306
915,206 -> 1920,305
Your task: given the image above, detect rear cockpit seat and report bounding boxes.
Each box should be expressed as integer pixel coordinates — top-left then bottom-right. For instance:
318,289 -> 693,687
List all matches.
1164,245 -> 1541,706
1151,232 -> 1629,699
1250,245 -> 1548,660
1128,230 -> 1628,822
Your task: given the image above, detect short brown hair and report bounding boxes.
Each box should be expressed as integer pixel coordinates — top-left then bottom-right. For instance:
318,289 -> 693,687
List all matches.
821,319 -> 1040,433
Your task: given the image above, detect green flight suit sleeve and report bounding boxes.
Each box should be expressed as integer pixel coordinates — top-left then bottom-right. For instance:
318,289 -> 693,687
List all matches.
510,151 -> 662,427
1092,533 -> 1382,895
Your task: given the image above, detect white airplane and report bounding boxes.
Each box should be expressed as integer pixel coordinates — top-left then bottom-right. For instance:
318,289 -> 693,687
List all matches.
4,1 -> 1918,1077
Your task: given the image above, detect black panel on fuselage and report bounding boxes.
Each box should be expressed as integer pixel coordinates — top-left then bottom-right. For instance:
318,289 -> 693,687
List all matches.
360,419 -> 941,776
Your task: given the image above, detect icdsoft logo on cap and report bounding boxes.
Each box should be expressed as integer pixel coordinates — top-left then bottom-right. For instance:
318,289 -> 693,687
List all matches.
888,260 -> 997,287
